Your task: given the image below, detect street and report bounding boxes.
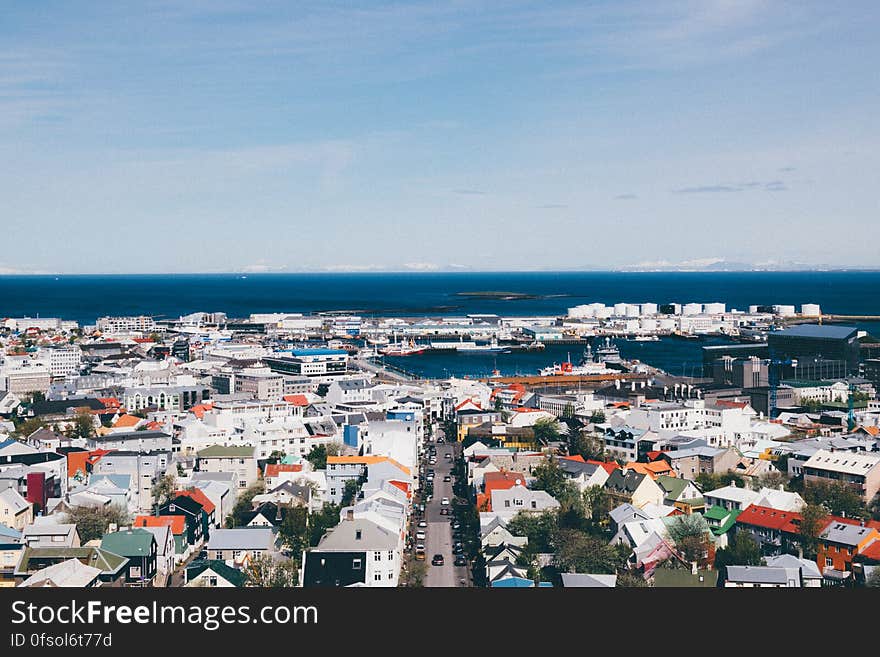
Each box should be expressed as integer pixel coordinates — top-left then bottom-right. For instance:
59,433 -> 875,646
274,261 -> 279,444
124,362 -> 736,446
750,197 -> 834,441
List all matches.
423,438 -> 467,588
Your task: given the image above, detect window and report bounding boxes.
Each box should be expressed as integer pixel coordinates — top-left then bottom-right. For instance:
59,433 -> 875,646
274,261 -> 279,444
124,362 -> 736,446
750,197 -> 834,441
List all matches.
531,501 -> 537,509
825,557 -> 833,567
374,573 -> 382,581
215,552 -> 223,560
388,551 -> 394,560
330,489 -> 336,496
352,558 -> 362,570
504,500 -> 511,508
208,576 -> 218,587
355,530 -> 362,540
374,552 -> 381,561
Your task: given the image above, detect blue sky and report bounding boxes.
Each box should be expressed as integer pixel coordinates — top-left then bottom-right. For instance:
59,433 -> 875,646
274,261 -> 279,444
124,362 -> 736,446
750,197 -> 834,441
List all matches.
1,1 -> 878,273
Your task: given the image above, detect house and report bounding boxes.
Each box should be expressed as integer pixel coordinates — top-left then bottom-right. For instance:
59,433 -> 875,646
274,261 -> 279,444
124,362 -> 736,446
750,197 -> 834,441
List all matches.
802,449 -> 880,502
325,455 -> 411,504
18,558 -> 102,588
22,521 -> 80,548
173,489 -> 217,528
158,494 -> 209,549
133,515 -> 189,563
703,484 -> 758,511
138,524 -> 174,586
240,502 -> 295,528
604,468 -> 665,509
764,554 -> 822,587
624,460 -> 677,480
490,576 -> 552,588
90,449 -> 172,513
477,470 -> 527,512
196,445 -> 258,491
302,516 -> 402,587
100,528 -> 158,586
608,503 -> 651,536
703,505 -> 740,548
251,480 -> 313,511
651,565 -> 717,587
186,559 -> 248,587
734,505 -> 802,556
14,546 -> 127,586
484,543 -> 528,583
655,475 -> 701,507
207,528 -> 277,567
0,524 -> 23,587
0,488 -> 33,531
725,565 -> 801,587
663,446 -> 742,480
455,409 -> 503,442
491,484 -> 561,521
817,521 -> 880,580
556,457 -> 611,491
480,516 -> 528,549
559,573 -> 617,587
86,430 -> 173,453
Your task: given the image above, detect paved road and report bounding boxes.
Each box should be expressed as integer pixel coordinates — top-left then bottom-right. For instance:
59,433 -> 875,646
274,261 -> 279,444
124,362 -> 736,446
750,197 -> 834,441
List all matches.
423,441 -> 467,588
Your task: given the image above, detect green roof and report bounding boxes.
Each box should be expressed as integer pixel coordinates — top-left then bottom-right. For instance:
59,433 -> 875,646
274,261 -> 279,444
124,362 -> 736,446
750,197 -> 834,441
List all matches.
703,505 -> 740,535
653,566 -> 717,588
656,475 -> 690,502
197,445 -> 255,458
186,560 -> 248,587
16,546 -> 127,575
100,529 -> 155,557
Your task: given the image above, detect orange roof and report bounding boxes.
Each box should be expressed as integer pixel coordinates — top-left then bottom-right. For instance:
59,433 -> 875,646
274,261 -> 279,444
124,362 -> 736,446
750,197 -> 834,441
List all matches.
113,414 -> 141,429
858,426 -> 880,436
189,402 -> 214,420
513,407 -> 543,413
560,455 -> 586,463
860,539 -> 880,561
454,398 -> 482,411
326,455 -> 411,475
97,397 -> 121,408
625,461 -> 676,479
587,459 -> 619,475
482,470 -> 526,509
67,449 -> 112,479
715,399 -> 748,409
388,480 -> 412,500
144,420 -> 163,431
133,515 -> 187,535
265,463 -> 303,478
173,489 -> 216,515
283,394 -> 310,406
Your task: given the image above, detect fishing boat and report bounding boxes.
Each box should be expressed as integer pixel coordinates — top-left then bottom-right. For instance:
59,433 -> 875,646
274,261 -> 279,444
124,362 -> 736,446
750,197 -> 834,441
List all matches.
632,335 -> 660,342
380,336 -> 426,356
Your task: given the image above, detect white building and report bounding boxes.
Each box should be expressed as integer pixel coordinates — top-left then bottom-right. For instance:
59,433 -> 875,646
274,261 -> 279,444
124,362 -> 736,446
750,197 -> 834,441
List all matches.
36,345 -> 82,378
96,316 -> 156,335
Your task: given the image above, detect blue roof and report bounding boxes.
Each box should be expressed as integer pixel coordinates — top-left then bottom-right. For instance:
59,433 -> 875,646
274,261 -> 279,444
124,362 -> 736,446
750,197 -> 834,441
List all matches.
0,438 -> 18,450
289,348 -> 347,357
491,577 -> 549,588
0,524 -> 22,540
772,324 -> 857,340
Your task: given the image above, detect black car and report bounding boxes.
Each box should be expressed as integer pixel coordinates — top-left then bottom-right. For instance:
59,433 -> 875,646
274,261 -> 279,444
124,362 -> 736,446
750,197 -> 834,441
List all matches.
443,475 -> 451,482
451,521 -> 461,530
454,555 -> 468,567
452,545 -> 464,555
431,554 -> 445,566
440,507 -> 450,515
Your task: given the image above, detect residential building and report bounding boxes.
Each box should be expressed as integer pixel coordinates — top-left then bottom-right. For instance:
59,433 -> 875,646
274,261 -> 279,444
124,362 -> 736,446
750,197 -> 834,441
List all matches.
802,449 -> 880,502
207,528 -> 277,567
196,445 -> 258,491
302,516 -> 402,587
100,528 -> 158,586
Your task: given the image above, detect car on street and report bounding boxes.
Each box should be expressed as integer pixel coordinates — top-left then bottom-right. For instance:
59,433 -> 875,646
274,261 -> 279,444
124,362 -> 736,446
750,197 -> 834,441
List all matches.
431,554 -> 445,566
415,543 -> 425,552
451,521 -> 461,530
417,520 -> 427,528
443,475 -> 451,482
415,551 -> 426,561
416,530 -> 426,540
440,508 -> 450,515
441,497 -> 450,505
454,555 -> 468,567
452,544 -> 464,555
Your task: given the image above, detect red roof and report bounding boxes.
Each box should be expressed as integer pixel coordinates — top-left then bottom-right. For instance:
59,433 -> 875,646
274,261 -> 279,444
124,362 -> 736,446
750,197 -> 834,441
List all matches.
283,394 -> 310,406
715,399 -> 749,409
189,402 -> 214,419
173,489 -> 216,515
97,397 -> 121,408
388,480 -> 412,499
133,515 -> 186,535
144,420 -> 163,431
737,505 -> 802,533
454,398 -> 482,411
265,463 -> 303,478
827,515 -> 880,532
586,459 -> 619,475
132,337 -> 155,344
560,455 -> 586,463
859,539 -> 880,561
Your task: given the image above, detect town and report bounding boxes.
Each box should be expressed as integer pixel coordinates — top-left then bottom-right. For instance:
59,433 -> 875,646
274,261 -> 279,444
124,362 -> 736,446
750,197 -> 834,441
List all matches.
1,304 -> 879,589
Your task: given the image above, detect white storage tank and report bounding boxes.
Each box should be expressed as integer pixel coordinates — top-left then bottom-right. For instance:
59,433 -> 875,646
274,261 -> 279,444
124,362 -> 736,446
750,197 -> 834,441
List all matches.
683,303 -> 703,316
640,303 -> 658,316
626,304 -> 642,318
801,303 -> 821,317
613,303 -> 629,317
774,305 -> 796,316
748,305 -> 760,314
704,302 -> 726,314
567,305 -> 592,318
595,306 -> 613,319
624,319 -> 640,332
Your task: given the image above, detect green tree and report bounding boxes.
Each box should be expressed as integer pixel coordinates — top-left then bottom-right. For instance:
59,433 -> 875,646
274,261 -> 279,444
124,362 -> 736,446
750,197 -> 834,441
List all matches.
308,502 -> 342,547
552,529 -> 620,574
714,530 -> 763,578
400,559 -> 427,587
506,511 -> 557,553
226,481 -> 266,528
797,503 -> 829,559
802,481 -> 868,519
582,485 -> 612,525
304,442 -> 343,470
753,469 -> 789,491
589,410 -> 606,424
532,417 -> 561,445
531,457 -> 580,508
616,570 -> 649,587
244,554 -> 299,587
568,430 -> 606,461
151,473 -> 177,508
341,479 -> 360,506
65,505 -> 131,543
65,408 -> 96,440
13,417 -> 47,440
278,505 -> 309,556
666,514 -> 711,565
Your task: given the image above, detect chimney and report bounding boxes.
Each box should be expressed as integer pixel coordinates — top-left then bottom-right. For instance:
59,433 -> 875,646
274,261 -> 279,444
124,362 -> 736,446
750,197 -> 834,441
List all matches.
691,561 -> 698,576
346,509 -> 353,521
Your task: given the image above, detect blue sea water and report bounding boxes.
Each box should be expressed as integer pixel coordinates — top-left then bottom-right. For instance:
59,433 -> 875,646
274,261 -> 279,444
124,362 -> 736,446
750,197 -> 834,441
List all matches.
2,271 -> 878,377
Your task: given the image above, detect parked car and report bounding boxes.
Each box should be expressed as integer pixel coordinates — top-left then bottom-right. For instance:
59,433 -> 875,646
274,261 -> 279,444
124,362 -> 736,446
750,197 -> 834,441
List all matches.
440,508 -> 450,516
443,475 -> 451,482
416,530 -> 426,540
417,520 -> 427,528
454,555 -> 468,567
432,554 -> 445,566
415,551 -> 426,561
452,544 -> 464,555
451,521 -> 461,530
441,497 -> 450,505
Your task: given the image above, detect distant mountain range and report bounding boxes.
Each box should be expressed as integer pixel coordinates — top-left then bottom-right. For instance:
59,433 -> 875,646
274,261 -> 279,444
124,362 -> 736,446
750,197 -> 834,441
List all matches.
614,258 -> 875,272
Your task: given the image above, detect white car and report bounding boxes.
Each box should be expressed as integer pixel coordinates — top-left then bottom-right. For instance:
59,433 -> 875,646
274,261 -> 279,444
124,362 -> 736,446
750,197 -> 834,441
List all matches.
416,530 -> 426,540
441,497 -> 450,506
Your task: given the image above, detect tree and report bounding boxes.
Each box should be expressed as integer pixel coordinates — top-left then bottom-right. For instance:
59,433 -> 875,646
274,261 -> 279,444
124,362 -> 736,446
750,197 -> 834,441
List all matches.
532,417 -> 561,445
65,408 -> 96,440
568,430 -> 605,461
754,469 -> 789,491
589,410 -> 606,424
714,531 -> 763,578
278,505 -> 309,556
341,479 -> 360,506
308,502 -> 342,547
582,485 -> 612,525
400,560 -> 427,587
493,396 -> 504,413
695,471 -> 745,492
506,511 -> 557,554
65,505 -> 131,543
226,481 -> 266,528
802,481 -> 868,519
151,473 -> 177,508
867,568 -> 880,588
665,515 -> 711,565
552,529 -> 620,575
530,457 -> 579,508
304,442 -> 343,471
267,450 -> 285,464
797,503 -> 829,559
244,554 -> 299,587
13,417 -> 47,440
616,570 -> 649,587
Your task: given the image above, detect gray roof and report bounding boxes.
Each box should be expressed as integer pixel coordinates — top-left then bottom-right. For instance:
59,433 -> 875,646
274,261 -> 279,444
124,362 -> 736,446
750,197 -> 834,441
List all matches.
560,573 -> 617,588
820,522 -> 877,547
207,528 -> 275,551
771,324 -> 857,340
19,558 -> 102,587
605,469 -> 647,494
336,379 -> 370,390
725,565 -> 790,585
23,523 -> 76,538
764,554 -> 822,579
556,459 -> 601,477
92,430 -> 170,442
609,503 -> 650,526
315,517 -> 398,551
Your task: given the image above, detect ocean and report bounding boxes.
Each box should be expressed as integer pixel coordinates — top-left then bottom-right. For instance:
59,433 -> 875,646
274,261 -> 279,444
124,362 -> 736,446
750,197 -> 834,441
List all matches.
2,271 -> 878,378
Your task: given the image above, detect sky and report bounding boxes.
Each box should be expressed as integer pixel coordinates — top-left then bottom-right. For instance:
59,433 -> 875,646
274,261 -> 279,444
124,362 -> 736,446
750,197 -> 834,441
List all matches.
1,1 -> 879,274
